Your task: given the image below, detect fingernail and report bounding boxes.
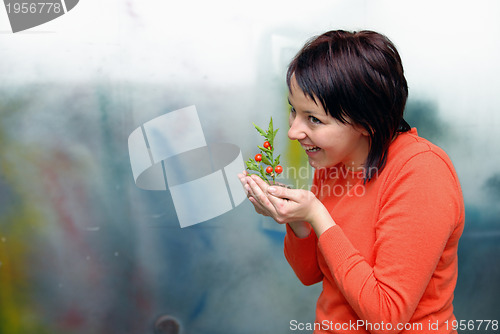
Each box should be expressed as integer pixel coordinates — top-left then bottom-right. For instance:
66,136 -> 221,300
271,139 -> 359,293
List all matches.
267,187 -> 276,194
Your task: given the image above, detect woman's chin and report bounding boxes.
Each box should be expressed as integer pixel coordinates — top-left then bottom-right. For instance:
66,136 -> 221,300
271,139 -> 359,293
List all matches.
308,158 -> 322,169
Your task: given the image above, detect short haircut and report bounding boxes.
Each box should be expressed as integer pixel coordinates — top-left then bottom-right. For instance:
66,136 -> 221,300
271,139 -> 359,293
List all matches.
286,30 -> 410,182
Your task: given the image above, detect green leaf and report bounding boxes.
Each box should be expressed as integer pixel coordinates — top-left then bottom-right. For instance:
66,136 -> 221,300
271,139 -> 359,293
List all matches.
269,127 -> 279,147
261,155 -> 272,166
253,122 -> 267,138
259,165 -> 268,181
257,145 -> 272,154
267,118 -> 274,145
275,154 -> 281,167
245,159 -> 260,172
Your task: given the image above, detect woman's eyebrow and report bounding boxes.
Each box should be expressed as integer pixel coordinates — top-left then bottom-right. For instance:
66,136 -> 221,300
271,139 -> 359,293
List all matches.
287,99 -> 320,116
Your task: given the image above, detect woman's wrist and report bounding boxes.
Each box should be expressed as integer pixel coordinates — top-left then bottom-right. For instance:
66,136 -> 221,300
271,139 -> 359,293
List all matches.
287,221 -> 312,239
286,200 -> 336,238
308,199 -> 336,237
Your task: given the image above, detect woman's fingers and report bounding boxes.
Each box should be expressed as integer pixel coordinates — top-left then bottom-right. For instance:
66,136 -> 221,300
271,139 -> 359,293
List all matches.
267,185 -> 294,200
238,172 -> 271,215
238,171 -> 252,196
247,175 -> 272,207
269,186 -> 316,204
238,171 -> 248,183
239,173 -> 303,220
248,197 -> 269,216
249,174 -> 269,189
238,173 -> 320,226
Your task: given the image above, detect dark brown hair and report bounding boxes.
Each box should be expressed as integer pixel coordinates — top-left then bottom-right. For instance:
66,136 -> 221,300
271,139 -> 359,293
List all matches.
286,30 -> 410,182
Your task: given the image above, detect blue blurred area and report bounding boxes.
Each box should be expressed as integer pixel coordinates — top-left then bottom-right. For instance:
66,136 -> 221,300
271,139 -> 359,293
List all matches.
0,1 -> 499,333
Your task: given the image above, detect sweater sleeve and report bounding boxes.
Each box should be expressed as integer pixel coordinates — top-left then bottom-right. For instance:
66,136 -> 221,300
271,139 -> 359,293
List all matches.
284,168 -> 325,286
284,223 -> 324,286
317,151 -> 463,332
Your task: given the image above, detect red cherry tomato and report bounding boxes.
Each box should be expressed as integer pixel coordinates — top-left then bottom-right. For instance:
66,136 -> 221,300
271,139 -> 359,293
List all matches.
263,141 -> 271,149
266,166 -> 273,174
255,154 -> 262,162
275,165 -> 283,174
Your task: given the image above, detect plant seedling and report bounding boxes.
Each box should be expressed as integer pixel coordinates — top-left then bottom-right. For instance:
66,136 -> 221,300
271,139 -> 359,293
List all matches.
245,117 -> 283,185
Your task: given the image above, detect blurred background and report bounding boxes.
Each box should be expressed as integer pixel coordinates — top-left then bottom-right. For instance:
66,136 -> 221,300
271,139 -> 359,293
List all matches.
0,0 -> 499,333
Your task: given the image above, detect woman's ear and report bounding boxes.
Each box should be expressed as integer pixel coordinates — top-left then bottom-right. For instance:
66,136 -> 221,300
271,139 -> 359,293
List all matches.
354,124 -> 371,137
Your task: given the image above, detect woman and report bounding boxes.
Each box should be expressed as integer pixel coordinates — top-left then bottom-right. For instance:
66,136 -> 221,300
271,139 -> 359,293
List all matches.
239,30 -> 464,333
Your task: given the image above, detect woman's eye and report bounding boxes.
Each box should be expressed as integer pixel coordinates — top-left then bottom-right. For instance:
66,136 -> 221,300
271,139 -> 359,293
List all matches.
309,116 -> 322,124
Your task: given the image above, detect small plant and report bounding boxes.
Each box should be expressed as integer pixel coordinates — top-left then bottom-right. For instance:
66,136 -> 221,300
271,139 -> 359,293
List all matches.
245,117 -> 283,184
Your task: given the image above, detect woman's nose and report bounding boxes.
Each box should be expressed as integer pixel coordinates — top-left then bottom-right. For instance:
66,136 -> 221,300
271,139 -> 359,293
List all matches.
288,118 -> 306,141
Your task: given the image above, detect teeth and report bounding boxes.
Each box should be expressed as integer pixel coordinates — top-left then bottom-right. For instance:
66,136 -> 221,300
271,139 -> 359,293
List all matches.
302,145 -> 320,152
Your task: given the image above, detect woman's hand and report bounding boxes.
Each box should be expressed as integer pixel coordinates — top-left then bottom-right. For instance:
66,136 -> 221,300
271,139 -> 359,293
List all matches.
238,171 -> 272,217
238,172 -> 336,236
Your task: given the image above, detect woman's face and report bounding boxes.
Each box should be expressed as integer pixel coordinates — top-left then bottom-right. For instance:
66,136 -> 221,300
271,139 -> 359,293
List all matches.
287,75 -> 370,171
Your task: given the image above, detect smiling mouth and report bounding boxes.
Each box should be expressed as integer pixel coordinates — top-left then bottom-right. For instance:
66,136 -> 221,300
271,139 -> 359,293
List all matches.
301,145 -> 321,153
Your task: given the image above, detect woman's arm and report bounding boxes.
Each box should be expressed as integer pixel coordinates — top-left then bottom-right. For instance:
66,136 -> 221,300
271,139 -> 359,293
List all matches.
284,223 -> 324,286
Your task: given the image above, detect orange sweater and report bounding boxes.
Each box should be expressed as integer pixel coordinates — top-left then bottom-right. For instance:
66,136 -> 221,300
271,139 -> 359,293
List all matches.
284,128 -> 464,334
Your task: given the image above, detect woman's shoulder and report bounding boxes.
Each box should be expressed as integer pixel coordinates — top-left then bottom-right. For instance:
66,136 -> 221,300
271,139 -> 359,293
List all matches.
388,128 -> 453,167
379,128 -> 464,223
382,128 -> 460,184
